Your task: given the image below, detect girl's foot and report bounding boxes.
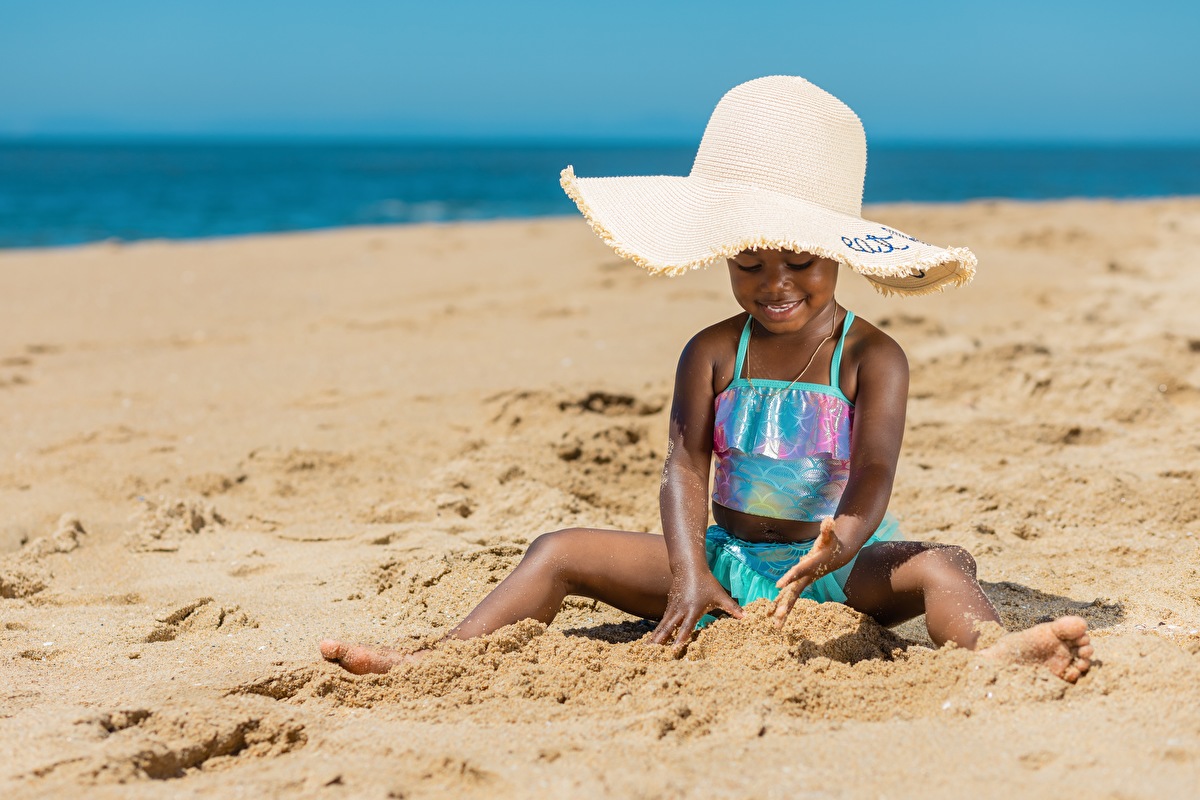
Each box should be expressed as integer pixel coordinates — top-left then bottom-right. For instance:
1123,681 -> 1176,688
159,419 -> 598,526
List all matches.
978,615 -> 1093,683
319,639 -> 423,674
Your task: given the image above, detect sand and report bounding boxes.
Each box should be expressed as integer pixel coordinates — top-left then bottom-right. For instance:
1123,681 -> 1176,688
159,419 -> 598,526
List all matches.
2,199 -> 1199,798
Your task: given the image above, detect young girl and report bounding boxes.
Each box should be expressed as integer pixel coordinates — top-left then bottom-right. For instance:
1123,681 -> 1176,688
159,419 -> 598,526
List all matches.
321,76 -> 1092,682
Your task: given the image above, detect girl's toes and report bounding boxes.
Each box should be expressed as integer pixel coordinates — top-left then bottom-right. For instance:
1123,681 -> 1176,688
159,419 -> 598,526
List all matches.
1051,615 -> 1088,642
319,639 -> 347,662
1062,665 -> 1081,683
1076,643 -> 1094,660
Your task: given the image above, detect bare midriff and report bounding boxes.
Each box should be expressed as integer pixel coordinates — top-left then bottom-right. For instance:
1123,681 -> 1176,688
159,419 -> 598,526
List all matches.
712,502 -> 820,544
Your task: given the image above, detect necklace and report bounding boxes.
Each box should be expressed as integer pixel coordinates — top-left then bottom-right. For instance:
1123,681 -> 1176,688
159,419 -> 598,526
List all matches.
747,302 -> 839,391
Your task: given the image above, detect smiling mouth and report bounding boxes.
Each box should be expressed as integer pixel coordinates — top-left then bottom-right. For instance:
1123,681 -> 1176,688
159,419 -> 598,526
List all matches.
760,299 -> 802,314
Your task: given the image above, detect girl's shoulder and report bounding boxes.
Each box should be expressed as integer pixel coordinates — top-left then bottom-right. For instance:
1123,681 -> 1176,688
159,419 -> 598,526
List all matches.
840,312 -> 908,402
686,313 -> 746,354
691,311 -> 744,345
845,312 -> 904,354
678,314 -> 747,393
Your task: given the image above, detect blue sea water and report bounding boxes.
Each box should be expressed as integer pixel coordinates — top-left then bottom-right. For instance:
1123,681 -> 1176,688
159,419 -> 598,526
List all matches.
1,141 -> 1198,248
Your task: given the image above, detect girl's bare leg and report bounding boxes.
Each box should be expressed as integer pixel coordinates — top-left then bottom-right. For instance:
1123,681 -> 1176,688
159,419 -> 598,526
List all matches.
321,528 -> 673,673
842,540 -> 1093,682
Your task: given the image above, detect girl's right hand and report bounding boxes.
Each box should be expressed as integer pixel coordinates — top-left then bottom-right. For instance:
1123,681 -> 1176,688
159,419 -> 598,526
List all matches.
650,571 -> 743,653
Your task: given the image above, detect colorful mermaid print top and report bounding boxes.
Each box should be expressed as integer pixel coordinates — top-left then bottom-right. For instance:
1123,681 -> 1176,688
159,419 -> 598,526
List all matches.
711,312 -> 855,522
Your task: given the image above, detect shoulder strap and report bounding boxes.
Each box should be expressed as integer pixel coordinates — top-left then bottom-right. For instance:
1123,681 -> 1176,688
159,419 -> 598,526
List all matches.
829,310 -> 855,391
732,316 -> 753,381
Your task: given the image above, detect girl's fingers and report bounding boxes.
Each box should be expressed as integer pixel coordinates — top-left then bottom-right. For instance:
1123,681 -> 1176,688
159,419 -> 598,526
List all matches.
772,575 -> 816,625
652,591 -> 744,652
776,521 -> 841,589
776,554 -> 817,589
672,613 -> 699,652
650,613 -> 680,645
772,584 -> 802,625
656,619 -> 682,645
719,595 -> 745,619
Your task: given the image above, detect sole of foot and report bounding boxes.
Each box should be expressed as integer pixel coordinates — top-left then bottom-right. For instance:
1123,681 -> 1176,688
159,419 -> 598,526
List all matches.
979,615 -> 1093,683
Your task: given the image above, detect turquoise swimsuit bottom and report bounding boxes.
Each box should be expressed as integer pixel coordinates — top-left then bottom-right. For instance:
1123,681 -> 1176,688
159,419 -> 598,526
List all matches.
698,515 -> 901,627
699,311 -> 903,626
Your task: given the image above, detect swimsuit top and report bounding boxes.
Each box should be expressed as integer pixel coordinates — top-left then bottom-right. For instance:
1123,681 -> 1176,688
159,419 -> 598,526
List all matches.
711,312 -> 855,522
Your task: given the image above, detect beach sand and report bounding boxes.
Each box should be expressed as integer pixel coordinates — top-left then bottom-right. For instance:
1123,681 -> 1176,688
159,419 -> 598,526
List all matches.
2,199 -> 1199,798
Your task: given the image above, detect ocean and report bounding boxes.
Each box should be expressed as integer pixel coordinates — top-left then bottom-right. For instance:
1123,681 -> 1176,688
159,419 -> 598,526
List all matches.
1,141 -> 1198,248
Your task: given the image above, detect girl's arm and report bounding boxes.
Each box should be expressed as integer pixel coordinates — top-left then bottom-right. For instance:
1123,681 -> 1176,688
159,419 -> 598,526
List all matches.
831,328 -> 909,552
650,328 -> 744,649
772,328 -> 909,621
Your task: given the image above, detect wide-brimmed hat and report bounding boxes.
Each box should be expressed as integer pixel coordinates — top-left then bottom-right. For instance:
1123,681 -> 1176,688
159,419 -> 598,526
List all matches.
560,75 -> 977,296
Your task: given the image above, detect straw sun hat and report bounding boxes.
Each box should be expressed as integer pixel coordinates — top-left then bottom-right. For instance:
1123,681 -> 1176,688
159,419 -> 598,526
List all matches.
560,75 -> 977,296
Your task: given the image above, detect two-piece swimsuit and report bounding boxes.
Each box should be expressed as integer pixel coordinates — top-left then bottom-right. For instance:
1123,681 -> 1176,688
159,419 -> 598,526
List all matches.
699,310 -> 900,624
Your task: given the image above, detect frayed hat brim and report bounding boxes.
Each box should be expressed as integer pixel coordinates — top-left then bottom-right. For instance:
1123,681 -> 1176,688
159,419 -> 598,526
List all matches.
561,166 -> 976,297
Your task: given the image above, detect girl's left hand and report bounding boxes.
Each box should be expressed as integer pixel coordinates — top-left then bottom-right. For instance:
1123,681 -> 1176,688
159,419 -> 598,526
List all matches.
771,517 -> 844,626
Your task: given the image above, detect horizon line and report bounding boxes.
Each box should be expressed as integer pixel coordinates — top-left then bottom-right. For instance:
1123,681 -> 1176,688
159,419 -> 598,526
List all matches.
4,133 -> 1200,149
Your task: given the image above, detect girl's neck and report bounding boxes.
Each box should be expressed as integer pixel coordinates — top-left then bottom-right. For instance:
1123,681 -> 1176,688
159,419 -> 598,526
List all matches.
745,301 -> 842,387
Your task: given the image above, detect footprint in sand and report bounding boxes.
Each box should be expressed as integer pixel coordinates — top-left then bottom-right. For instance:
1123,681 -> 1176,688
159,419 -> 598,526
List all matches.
22,705 -> 306,783
1,344 -> 61,388
557,390 -> 665,417
125,497 -> 225,552
360,501 -> 425,525
0,514 -> 86,599
184,472 -> 247,498
141,597 -> 258,643
227,550 -> 273,578
0,356 -> 32,389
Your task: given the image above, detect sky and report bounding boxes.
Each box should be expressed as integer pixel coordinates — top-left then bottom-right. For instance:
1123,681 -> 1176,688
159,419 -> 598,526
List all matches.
2,1 -> 1199,143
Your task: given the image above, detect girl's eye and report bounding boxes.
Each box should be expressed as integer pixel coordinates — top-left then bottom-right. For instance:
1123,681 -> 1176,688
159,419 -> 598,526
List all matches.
736,262 -> 762,271
786,260 -> 816,270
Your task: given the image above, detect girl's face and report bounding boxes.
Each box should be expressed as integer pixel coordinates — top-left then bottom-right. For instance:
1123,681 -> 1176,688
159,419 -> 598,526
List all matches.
727,248 -> 839,335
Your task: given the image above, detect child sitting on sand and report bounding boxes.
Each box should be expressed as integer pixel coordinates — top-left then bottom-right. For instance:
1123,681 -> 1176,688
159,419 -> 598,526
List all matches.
321,76 -> 1092,682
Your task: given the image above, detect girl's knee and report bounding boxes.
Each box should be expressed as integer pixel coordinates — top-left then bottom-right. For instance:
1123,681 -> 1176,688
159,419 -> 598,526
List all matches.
926,544 -> 977,578
524,528 -> 587,563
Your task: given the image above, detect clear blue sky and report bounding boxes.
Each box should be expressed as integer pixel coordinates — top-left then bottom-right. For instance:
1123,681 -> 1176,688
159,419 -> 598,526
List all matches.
3,0 -> 1198,143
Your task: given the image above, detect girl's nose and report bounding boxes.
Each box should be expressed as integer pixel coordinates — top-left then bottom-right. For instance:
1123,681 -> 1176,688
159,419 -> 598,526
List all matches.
763,264 -> 793,290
